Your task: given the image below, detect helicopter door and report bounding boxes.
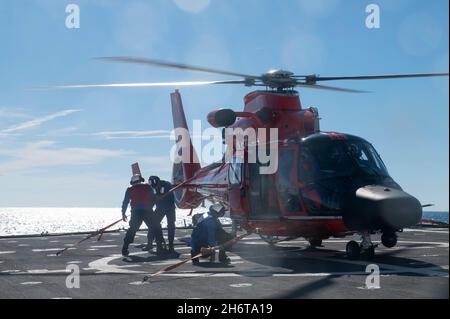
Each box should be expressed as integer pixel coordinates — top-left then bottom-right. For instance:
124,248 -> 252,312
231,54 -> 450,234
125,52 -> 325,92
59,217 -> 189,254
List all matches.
228,155 -> 245,217
277,146 -> 303,215
248,161 -> 281,217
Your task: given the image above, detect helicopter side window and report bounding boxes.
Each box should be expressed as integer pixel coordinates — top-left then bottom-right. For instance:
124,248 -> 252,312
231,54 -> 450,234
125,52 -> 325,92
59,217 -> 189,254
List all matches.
228,156 -> 242,185
278,148 -> 301,213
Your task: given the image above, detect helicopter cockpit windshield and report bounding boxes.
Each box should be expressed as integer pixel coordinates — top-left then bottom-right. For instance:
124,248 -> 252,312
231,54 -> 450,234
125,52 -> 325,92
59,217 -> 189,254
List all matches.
293,134 -> 395,215
299,135 -> 389,182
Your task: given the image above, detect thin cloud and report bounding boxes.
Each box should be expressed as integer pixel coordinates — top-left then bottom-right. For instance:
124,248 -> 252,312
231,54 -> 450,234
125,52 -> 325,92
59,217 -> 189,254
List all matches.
0,140 -> 129,175
94,130 -> 172,139
0,109 -> 81,134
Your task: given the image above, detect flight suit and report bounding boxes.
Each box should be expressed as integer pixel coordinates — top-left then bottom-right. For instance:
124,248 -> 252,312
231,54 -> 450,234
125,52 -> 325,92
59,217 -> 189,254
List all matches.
190,212 -> 233,264
148,180 -> 177,251
122,183 -> 163,253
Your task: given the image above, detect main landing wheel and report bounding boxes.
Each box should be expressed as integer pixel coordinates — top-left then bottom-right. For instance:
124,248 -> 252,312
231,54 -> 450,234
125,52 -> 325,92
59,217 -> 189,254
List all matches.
346,241 -> 361,260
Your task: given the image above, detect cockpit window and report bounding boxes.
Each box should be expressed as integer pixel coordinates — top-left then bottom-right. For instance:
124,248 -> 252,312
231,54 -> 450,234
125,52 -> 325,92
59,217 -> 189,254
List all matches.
345,141 -> 388,176
299,137 -> 389,181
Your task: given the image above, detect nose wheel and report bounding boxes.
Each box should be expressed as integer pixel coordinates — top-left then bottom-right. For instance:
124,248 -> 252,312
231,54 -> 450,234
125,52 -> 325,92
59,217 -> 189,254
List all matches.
346,232 -> 377,260
381,231 -> 397,248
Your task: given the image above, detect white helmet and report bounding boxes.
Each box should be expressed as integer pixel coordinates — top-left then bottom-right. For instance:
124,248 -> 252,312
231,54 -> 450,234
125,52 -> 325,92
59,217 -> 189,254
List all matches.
130,174 -> 143,185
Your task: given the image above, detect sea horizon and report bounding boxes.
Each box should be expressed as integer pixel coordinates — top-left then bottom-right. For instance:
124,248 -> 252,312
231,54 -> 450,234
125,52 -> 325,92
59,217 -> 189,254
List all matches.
0,207 -> 447,237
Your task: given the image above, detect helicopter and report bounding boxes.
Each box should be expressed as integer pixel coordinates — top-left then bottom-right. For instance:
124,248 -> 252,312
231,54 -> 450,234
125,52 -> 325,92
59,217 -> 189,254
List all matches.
50,57 -> 449,260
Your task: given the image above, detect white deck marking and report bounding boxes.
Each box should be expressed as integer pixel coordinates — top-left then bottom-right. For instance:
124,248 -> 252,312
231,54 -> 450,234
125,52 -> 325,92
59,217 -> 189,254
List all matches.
129,281 -> 149,285
403,228 -> 448,234
230,283 -> 253,288
32,248 -> 74,252
7,241 -> 18,243
18,244 -> 29,247
90,245 -> 118,248
149,260 -> 181,266
49,240 -> 60,243
0,251 -> 16,254
67,261 -> 83,264
88,253 -> 148,274
25,269 -> 70,275
20,282 -> 42,285
82,237 -> 449,278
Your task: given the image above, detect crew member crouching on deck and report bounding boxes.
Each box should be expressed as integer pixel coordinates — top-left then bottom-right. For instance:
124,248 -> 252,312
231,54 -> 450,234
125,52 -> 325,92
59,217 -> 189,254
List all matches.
190,204 -> 232,265
121,174 -> 164,257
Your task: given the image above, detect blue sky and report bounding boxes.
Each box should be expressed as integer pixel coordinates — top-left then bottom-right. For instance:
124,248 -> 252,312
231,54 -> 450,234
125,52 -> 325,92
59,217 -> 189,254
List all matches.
0,0 -> 448,209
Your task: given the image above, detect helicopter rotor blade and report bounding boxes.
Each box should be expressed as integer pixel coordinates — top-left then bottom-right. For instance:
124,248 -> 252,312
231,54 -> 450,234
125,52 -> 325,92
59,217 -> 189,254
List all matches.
295,83 -> 368,93
31,80 -> 248,90
307,73 -> 449,82
96,57 -> 262,80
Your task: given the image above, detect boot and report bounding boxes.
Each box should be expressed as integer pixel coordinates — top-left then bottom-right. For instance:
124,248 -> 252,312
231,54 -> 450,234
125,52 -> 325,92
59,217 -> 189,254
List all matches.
191,251 -> 200,265
156,243 -> 168,256
142,242 -> 153,252
121,243 -> 130,257
209,250 -> 216,263
168,244 -> 180,258
219,250 -> 231,264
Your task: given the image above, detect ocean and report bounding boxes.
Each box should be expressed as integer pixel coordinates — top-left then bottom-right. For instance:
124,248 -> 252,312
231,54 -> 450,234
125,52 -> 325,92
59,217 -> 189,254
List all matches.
0,208 -> 447,237
0,207 -> 231,237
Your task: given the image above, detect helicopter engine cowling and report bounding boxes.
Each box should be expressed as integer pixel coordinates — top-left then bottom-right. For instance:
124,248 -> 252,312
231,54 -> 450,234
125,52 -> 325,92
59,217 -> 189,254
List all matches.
343,185 -> 423,231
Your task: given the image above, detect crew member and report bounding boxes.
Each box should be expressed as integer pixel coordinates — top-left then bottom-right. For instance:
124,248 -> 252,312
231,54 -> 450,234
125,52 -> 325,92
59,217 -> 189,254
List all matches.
190,204 -> 232,265
121,174 -> 164,257
147,176 -> 178,256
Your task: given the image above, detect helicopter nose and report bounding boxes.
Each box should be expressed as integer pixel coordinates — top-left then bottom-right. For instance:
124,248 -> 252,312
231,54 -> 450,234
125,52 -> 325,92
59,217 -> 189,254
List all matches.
343,185 -> 423,231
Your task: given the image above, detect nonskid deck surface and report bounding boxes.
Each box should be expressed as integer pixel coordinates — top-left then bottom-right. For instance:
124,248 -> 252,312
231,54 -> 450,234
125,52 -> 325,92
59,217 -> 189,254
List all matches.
0,228 -> 448,299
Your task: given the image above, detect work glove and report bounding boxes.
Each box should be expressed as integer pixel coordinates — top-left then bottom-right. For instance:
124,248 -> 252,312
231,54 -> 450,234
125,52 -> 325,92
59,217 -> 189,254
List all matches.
122,214 -> 128,222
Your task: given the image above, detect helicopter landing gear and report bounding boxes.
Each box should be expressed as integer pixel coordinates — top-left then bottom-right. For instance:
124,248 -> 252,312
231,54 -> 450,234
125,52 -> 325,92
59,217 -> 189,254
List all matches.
230,220 -> 240,238
381,231 -> 398,248
308,238 -> 323,248
346,241 -> 360,260
346,232 -> 377,260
